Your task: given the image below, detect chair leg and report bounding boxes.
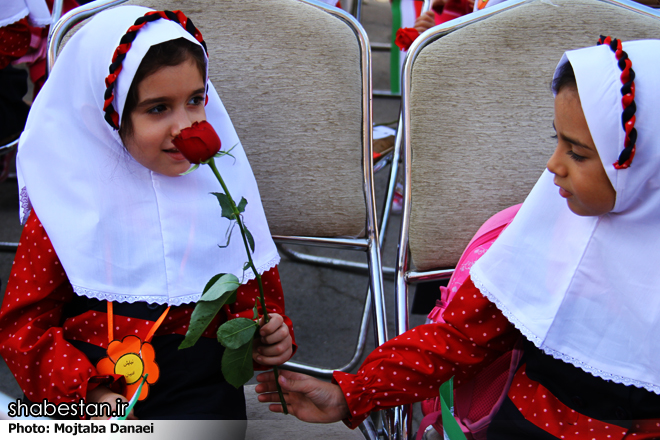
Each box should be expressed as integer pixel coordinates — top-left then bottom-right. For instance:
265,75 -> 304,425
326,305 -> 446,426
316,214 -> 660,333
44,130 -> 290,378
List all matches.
359,414 -> 381,440
379,113 -> 403,250
283,283 -> 373,377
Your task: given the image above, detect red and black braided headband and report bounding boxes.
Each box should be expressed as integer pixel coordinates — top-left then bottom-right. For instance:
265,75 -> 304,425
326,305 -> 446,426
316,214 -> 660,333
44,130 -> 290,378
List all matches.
103,10 -> 207,130
597,35 -> 636,170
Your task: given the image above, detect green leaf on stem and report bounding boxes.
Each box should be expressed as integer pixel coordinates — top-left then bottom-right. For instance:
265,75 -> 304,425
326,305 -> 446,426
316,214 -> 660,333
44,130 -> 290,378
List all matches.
211,192 -> 236,220
218,221 -> 237,249
214,143 -> 238,158
200,273 -> 240,302
243,262 -> 250,271
178,274 -> 240,350
203,273 -> 225,294
179,164 -> 200,176
252,300 -> 259,320
222,339 -> 255,388
245,227 -> 255,253
217,318 -> 258,349
237,197 -> 248,213
179,297 -> 227,350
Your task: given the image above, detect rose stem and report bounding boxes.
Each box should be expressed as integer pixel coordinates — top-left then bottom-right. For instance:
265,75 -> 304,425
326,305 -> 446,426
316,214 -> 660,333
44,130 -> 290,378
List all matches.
207,159 -> 288,415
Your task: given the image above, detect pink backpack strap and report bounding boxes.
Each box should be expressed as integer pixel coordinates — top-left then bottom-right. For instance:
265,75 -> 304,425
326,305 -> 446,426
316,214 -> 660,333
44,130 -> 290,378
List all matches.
427,204 -> 521,325
417,340 -> 524,440
420,205 -> 523,439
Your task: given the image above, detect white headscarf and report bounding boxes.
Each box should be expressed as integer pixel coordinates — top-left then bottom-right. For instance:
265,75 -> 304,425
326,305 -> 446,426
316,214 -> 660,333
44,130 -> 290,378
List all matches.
17,6 -> 280,306
0,0 -> 51,27
471,40 -> 660,394
0,0 -> 51,28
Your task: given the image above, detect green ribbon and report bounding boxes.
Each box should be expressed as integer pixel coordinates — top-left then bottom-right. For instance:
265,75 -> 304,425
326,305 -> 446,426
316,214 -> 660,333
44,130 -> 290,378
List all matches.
116,374 -> 148,421
439,377 -> 467,440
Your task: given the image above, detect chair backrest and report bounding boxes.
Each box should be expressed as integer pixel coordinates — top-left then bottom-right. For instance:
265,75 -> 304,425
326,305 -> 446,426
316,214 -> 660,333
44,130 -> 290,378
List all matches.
405,0 -> 660,271
114,0 -> 372,238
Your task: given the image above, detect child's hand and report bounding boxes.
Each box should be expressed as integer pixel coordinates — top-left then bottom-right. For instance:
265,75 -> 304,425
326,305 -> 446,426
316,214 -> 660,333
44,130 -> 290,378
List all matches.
86,385 -> 137,420
252,313 -> 293,366
414,11 -> 436,34
256,370 -> 349,423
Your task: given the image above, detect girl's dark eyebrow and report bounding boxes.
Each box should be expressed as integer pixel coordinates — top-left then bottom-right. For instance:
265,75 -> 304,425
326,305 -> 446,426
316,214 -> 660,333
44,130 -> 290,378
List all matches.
552,120 -> 594,151
137,88 -> 206,108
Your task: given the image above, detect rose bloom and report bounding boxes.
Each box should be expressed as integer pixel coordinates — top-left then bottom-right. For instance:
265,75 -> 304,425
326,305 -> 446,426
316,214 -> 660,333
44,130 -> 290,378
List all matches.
395,27 -> 420,51
172,120 -> 222,164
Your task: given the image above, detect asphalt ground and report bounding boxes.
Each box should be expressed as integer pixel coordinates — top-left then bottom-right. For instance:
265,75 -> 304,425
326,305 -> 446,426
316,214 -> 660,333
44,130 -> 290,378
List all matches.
0,0 -> 430,431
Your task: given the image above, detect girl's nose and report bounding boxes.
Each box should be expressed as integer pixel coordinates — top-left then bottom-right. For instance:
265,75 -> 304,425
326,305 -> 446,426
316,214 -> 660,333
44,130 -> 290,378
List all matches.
171,110 -> 195,138
546,145 -> 566,177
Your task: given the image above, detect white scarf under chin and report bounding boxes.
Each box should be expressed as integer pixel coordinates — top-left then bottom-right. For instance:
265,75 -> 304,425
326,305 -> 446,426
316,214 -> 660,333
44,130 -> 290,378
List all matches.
16,6 -> 279,306
471,40 -> 660,394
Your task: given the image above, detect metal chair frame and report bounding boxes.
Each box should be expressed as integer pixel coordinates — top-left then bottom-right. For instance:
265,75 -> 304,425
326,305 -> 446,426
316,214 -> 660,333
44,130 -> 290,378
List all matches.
386,1 -> 660,438
280,0 -> 431,277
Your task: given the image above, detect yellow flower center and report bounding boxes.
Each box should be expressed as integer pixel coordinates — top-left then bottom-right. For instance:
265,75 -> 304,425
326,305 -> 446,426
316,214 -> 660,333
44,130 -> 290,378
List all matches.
114,353 -> 144,385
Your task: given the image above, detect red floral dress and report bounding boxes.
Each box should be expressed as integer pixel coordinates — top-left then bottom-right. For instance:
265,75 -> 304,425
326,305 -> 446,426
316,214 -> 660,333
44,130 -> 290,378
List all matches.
0,212 -> 295,418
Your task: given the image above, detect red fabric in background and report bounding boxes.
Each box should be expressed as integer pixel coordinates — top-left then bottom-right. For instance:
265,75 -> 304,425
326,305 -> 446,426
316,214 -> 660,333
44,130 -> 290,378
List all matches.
0,19 -> 31,70
434,0 -> 472,24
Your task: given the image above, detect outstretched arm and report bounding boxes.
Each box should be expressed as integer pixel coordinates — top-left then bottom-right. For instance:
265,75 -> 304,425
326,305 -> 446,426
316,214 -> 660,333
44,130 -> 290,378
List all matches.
256,279 -> 519,428
255,369 -> 349,423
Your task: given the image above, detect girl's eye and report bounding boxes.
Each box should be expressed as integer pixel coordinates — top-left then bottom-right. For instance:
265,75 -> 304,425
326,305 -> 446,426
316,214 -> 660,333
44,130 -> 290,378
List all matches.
189,95 -> 205,106
147,104 -> 167,115
551,134 -> 558,140
567,150 -> 586,162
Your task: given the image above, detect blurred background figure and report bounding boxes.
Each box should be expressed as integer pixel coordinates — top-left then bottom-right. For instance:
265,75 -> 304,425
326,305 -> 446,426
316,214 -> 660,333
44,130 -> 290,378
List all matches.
0,0 -> 79,182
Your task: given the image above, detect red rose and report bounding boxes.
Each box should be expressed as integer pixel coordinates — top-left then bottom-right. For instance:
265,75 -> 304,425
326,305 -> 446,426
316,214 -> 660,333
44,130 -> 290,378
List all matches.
394,27 -> 420,51
172,120 -> 222,164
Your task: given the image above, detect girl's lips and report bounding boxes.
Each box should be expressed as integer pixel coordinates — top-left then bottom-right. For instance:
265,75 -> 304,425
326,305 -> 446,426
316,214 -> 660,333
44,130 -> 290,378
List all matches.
558,187 -> 572,198
163,148 -> 186,161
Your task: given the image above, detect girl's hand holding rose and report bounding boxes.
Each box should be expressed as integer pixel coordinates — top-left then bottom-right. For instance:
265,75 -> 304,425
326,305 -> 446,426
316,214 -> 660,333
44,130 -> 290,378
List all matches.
252,313 -> 293,366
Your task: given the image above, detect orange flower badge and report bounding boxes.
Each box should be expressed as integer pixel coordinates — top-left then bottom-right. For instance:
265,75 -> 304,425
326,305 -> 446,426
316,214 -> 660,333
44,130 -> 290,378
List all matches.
96,335 -> 160,401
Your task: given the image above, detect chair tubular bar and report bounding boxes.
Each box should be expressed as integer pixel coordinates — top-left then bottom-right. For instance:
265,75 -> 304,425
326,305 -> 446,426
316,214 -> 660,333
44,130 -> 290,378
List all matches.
283,281 -> 373,377
273,235 -> 369,250
294,2 -> 389,351
0,242 -> 19,252
355,4 -> 390,346
379,113 -> 404,249
50,0 -> 65,28
371,42 -> 391,51
406,268 -> 454,284
48,0 -> 129,73
277,245 -> 396,279
0,139 -> 19,155
373,90 -> 401,98
359,415 -> 380,440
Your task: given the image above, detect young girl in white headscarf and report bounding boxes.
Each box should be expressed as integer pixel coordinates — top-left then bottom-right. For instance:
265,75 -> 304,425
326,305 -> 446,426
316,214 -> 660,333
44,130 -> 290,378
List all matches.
0,6 -> 295,420
256,38 -> 660,438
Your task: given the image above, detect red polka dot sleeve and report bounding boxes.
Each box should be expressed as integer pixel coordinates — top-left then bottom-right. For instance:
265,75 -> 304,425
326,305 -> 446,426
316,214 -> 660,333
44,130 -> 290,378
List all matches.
0,212 -> 117,405
333,278 -> 520,428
